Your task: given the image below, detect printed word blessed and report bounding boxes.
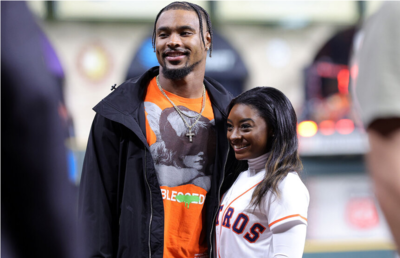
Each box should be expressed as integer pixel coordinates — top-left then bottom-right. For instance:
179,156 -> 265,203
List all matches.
161,189 -> 206,208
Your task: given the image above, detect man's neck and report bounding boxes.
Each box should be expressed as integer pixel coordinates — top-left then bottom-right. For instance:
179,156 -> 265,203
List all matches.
158,71 -> 205,99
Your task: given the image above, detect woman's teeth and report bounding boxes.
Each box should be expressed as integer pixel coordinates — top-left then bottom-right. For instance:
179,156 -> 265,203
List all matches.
234,145 -> 248,150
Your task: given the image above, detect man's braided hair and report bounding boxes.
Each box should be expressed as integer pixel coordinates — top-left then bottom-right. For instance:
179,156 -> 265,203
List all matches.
152,1 -> 213,57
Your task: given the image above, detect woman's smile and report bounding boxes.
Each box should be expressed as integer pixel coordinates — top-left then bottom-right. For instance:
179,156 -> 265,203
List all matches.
232,145 -> 250,151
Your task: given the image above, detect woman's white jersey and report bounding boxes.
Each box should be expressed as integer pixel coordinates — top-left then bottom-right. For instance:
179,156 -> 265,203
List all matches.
215,168 -> 309,258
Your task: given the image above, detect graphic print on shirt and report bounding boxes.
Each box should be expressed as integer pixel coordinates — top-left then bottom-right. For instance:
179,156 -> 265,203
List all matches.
145,103 -> 216,192
144,77 -> 215,258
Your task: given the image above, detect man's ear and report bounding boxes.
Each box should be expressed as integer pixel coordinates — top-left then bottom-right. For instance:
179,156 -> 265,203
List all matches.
205,31 -> 211,50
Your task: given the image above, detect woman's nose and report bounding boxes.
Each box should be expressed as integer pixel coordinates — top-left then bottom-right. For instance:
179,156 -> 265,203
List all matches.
229,128 -> 241,141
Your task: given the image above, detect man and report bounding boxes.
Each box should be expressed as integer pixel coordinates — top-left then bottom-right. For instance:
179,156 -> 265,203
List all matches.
79,2 -> 235,258
352,2 -> 400,253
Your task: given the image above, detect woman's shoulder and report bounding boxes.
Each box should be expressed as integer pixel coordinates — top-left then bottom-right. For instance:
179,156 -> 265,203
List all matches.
278,172 -> 309,200
264,171 -> 309,228
280,171 -> 305,184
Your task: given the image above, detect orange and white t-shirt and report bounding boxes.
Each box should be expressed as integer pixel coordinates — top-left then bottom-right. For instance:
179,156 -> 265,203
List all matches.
144,77 -> 215,258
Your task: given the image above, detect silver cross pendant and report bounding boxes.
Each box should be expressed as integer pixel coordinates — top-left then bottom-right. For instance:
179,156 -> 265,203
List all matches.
186,129 -> 195,142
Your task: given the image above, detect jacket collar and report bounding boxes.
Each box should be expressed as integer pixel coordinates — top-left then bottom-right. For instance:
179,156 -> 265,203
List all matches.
94,66 -> 158,116
95,66 -> 231,117
93,66 -> 232,145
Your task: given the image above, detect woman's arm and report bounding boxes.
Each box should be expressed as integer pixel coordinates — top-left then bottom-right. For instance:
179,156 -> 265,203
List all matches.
264,173 -> 309,257
269,221 -> 307,258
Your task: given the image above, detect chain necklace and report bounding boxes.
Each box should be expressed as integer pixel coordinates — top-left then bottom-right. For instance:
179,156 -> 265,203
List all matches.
156,75 -> 206,143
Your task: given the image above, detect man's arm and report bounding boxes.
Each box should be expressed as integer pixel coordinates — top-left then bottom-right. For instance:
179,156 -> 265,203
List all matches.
352,2 -> 400,251
78,114 -> 121,258
367,118 -> 400,249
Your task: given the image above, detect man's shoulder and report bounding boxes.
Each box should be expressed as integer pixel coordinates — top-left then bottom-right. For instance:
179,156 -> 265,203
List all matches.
94,67 -> 159,113
112,66 -> 159,98
204,76 -> 233,98
204,76 -> 234,114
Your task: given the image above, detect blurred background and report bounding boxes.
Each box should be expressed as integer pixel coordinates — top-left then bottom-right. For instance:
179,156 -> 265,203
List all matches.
25,1 -> 397,257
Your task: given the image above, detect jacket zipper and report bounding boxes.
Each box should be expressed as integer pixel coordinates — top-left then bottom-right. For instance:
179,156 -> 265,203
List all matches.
209,141 -> 229,257
144,147 -> 153,258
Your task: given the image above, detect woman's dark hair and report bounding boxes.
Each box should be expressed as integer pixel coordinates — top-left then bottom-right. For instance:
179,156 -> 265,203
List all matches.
227,86 -> 303,208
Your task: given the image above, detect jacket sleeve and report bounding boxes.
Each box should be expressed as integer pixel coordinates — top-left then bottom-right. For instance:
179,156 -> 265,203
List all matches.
78,114 -> 121,258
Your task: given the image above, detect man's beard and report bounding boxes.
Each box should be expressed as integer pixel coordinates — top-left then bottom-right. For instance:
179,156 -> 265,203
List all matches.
161,59 -> 202,80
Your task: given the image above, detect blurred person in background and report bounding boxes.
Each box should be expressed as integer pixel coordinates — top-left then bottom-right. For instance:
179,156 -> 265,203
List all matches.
352,1 -> 400,253
1,2 -> 82,258
78,1 -> 235,258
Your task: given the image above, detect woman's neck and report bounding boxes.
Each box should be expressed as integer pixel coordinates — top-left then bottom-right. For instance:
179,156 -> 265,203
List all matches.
247,152 -> 269,174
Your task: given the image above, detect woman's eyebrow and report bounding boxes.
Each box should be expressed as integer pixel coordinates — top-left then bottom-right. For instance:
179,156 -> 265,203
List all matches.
227,118 -> 254,123
239,118 -> 254,123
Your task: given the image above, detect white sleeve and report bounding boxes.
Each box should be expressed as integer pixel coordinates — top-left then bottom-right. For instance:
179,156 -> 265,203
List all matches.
266,173 -> 309,231
268,223 -> 307,258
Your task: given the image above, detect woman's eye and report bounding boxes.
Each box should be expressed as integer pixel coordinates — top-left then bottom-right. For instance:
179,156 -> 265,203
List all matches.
227,124 -> 233,130
241,124 -> 252,130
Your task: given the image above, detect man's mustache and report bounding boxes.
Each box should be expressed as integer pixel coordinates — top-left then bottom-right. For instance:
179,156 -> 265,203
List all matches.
162,49 -> 190,58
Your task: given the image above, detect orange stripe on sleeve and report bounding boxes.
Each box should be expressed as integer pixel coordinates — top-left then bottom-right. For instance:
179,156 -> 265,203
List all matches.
268,214 -> 307,228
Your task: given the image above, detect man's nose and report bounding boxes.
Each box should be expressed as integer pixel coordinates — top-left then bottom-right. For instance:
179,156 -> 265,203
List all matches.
167,33 -> 182,48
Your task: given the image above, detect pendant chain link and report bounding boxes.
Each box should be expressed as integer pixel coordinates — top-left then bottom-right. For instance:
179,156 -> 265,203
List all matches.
156,75 -> 206,142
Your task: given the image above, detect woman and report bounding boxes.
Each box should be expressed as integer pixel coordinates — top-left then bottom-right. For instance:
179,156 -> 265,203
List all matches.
216,87 -> 309,258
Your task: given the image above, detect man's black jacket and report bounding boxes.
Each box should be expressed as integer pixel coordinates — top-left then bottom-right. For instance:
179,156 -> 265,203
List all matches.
78,67 -> 237,258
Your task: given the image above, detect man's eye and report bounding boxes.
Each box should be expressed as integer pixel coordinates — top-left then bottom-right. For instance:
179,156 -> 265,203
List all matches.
181,32 -> 191,36
159,33 -> 167,38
